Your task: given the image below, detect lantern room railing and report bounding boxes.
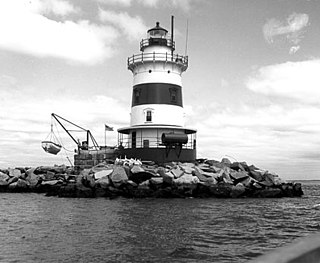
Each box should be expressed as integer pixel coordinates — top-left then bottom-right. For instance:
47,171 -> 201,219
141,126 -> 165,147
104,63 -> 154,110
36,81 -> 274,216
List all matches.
127,52 -> 188,72
140,38 -> 175,51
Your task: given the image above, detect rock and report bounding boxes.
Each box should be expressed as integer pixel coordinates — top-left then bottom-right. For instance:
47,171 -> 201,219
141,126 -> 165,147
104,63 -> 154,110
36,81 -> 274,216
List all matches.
170,167 -> 184,178
0,179 -> 8,187
96,176 -> 110,189
162,172 -> 174,184
45,171 -> 56,181
174,174 -> 199,186
94,169 -> 113,180
179,163 -> 195,174
130,171 -> 154,184
293,183 -> 304,197
8,182 -> 18,191
204,159 -> 220,166
230,183 -> 246,198
230,162 -> 247,171
110,166 -> 128,187
16,179 -> 29,190
221,158 -> 232,165
0,171 -> 9,181
208,182 -> 233,198
240,176 -> 255,187
91,163 -> 110,173
25,168 -> 39,186
42,180 -> 60,186
149,177 -> 163,185
9,168 -> 21,178
131,165 -> 145,174
249,170 -> 264,182
230,171 -> 249,182
7,176 -> 18,185
138,180 -> 150,189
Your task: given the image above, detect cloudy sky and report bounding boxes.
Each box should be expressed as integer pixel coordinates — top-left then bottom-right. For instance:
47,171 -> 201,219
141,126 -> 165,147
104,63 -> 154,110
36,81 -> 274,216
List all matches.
1,0 -> 320,179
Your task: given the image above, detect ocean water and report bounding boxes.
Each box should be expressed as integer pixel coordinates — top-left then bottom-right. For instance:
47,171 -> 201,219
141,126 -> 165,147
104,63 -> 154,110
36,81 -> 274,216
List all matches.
1,182 -> 319,263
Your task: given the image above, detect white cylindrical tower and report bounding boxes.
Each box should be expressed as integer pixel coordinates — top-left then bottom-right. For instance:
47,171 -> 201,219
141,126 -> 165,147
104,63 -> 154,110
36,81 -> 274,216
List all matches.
118,18 -> 197,163
128,21 -> 187,127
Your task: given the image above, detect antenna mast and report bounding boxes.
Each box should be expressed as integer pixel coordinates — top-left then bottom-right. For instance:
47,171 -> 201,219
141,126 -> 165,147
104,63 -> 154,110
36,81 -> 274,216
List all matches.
185,19 -> 189,56
171,15 -> 174,57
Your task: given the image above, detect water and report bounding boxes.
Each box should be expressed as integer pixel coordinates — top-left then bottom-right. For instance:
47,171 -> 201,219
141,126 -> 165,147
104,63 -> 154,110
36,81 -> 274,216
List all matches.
0,182 -> 319,263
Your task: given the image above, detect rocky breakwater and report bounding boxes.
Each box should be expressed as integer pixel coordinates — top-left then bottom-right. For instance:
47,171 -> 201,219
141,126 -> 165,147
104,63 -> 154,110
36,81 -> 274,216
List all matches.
0,158 -> 303,198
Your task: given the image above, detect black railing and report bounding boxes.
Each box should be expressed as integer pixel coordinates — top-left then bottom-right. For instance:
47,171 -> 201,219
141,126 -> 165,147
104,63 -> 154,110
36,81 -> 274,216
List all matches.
118,133 -> 196,150
128,52 -> 188,71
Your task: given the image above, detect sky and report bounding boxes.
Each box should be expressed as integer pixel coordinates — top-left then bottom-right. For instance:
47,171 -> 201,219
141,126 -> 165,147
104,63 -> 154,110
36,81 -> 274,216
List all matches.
1,0 -> 320,179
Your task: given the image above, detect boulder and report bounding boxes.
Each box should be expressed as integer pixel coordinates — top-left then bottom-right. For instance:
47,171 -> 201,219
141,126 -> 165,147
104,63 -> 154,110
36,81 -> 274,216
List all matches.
96,176 -> 110,189
230,171 -> 249,182
174,174 -> 199,186
208,182 -> 233,198
129,171 -> 154,184
110,166 -> 128,187
26,168 -> 41,185
230,162 -> 247,171
41,180 -> 60,186
162,172 -> 174,184
8,182 -> 18,191
131,165 -> 145,174
221,158 -> 232,166
249,170 -> 265,182
8,168 -> 21,178
149,177 -> 163,185
94,169 -> 113,180
91,163 -> 111,173
16,179 -> 29,190
7,176 -> 18,185
230,183 -> 246,198
44,171 -> 56,181
0,171 -> 9,181
0,179 -> 8,187
179,163 -> 195,174
170,167 -> 184,178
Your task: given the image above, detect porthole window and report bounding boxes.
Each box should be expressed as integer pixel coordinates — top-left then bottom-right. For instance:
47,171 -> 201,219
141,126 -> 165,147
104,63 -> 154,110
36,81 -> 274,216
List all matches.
149,70 -> 152,73
168,70 -> 171,73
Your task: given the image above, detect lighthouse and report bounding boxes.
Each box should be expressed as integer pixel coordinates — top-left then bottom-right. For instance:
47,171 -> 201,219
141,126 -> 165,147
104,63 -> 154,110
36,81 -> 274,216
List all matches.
118,17 -> 197,163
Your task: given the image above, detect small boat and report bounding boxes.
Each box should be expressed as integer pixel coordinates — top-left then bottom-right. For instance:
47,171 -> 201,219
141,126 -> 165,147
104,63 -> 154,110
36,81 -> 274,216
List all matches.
41,140 -> 62,155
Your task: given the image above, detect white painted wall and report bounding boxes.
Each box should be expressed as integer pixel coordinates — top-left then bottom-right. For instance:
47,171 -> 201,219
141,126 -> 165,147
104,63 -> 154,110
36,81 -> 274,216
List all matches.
130,104 -> 185,126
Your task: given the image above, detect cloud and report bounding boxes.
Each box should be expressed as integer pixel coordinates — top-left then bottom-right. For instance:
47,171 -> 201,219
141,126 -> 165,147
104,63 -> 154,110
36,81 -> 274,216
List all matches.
95,0 -> 195,12
0,1 -> 119,64
263,13 -> 309,53
96,0 -> 132,7
0,77 -> 129,168
99,9 -> 147,41
246,59 -> 320,104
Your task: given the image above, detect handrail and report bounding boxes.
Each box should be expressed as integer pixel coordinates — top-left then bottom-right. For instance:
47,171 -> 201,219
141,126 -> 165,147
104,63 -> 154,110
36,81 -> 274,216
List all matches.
128,52 -> 188,70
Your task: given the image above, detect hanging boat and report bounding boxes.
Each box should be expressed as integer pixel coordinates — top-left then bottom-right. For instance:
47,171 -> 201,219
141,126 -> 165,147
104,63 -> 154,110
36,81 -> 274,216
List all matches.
41,122 -> 62,155
41,140 -> 62,155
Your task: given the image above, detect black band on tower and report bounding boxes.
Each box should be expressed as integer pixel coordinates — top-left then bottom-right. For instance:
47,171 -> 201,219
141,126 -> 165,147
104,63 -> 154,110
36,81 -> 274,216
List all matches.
132,83 -> 183,107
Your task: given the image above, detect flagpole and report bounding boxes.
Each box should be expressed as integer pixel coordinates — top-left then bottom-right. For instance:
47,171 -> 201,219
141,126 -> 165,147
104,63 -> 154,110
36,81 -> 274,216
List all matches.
104,125 -> 106,156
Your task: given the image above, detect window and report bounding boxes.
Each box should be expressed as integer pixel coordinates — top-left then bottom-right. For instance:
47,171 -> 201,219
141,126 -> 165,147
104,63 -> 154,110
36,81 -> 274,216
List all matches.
146,110 -> 152,122
143,140 -> 149,148
169,88 -> 177,103
134,88 -> 140,103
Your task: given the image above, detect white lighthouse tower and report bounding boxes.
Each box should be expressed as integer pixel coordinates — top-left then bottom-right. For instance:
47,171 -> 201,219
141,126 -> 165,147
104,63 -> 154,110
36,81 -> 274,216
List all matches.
118,17 -> 197,163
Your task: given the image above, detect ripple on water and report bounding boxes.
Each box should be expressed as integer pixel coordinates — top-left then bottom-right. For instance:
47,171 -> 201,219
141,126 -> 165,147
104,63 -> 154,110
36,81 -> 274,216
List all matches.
0,184 -> 319,262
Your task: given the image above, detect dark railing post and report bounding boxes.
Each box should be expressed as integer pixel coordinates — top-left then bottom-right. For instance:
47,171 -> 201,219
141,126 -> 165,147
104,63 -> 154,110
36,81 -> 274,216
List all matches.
153,51 -> 155,62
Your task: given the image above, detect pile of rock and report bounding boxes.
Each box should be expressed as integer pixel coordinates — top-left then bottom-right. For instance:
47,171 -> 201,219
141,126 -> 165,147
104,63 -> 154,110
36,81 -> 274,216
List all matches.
0,158 -> 303,198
